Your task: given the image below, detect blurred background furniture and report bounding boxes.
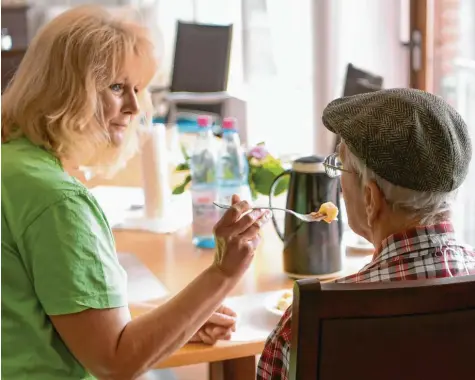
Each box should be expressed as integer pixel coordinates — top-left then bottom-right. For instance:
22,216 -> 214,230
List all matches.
150,21 -> 248,145
343,62 -> 384,97
170,21 -> 233,94
290,275 -> 475,380
1,4 -> 29,92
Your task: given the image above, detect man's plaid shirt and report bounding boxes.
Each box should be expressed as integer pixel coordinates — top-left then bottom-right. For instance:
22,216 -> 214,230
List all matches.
257,222 -> 475,380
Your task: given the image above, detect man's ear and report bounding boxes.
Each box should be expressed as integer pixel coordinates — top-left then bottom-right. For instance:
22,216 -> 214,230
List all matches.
364,180 -> 384,227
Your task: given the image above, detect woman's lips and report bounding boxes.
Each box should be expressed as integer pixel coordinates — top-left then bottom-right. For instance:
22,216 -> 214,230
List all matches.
110,123 -> 127,132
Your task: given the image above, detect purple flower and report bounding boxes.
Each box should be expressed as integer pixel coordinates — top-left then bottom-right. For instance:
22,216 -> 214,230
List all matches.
248,145 -> 269,160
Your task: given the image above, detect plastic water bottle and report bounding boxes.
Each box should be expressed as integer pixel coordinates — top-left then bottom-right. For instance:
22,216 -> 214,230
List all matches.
190,115 -> 219,249
217,117 -> 251,211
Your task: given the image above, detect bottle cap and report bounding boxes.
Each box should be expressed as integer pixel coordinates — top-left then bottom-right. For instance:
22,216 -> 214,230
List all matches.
222,117 -> 237,130
197,115 -> 211,127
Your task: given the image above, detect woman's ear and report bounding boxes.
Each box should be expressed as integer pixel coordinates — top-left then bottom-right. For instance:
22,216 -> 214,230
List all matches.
364,180 -> 384,227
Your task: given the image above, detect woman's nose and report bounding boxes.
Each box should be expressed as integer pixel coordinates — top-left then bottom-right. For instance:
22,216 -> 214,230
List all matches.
123,91 -> 140,115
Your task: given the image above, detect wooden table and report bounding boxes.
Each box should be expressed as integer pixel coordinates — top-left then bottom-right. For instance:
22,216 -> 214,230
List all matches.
81,156 -> 371,379
114,223 -> 371,379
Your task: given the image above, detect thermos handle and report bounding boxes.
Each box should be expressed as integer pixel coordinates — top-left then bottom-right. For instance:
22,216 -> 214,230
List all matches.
269,169 -> 291,242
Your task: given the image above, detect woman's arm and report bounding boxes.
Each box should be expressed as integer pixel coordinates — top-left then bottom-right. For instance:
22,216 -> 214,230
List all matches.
50,197 -> 270,379
51,265 -> 237,379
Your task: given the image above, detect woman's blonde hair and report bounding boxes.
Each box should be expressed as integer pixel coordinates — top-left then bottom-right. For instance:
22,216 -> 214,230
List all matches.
2,5 -> 157,176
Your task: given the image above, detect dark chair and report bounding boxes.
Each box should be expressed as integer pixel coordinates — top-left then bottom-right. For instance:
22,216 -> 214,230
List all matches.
343,63 -> 384,97
151,21 -> 233,124
290,275 -> 475,380
1,5 -> 29,93
170,21 -> 232,94
333,63 -> 384,151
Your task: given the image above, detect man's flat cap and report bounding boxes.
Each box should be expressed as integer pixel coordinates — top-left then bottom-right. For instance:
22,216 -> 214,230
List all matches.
322,88 -> 472,192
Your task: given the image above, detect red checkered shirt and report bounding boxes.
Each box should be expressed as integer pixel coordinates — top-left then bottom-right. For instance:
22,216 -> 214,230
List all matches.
257,222 -> 475,380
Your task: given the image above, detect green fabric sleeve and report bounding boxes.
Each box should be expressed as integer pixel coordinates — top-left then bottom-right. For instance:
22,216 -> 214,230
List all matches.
20,191 -> 128,316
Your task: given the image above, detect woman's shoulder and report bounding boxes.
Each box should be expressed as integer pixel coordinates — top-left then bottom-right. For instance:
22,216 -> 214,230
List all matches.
3,140 -> 85,196
1,138 -> 105,238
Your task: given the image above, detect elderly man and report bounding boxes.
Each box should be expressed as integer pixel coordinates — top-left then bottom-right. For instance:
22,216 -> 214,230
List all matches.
257,88 -> 475,380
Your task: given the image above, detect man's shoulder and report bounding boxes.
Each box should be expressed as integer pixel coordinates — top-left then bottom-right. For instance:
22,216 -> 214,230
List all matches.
335,240 -> 475,284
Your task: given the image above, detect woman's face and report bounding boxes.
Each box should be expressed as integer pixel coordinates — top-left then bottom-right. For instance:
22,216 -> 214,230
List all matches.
101,59 -> 142,146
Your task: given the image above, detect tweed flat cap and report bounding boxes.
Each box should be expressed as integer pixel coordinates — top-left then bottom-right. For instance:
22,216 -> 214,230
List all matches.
322,88 -> 472,192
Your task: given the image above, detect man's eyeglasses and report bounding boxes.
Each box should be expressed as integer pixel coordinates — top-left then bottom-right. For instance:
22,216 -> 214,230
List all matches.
323,152 -> 351,178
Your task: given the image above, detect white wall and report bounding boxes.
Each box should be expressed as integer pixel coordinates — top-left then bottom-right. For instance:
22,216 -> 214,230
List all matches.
313,0 -> 410,156
332,0 -> 409,93
459,0 -> 475,60
30,0 -> 242,87
29,0 -> 410,158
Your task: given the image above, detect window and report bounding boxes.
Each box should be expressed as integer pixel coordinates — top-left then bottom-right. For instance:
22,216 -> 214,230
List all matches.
425,0 -> 475,245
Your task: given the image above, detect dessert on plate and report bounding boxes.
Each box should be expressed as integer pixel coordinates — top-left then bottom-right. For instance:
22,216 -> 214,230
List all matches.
276,290 -> 293,312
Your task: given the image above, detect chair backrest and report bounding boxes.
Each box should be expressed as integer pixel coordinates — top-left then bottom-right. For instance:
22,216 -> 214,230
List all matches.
170,21 -> 232,94
168,21 -> 233,118
290,275 -> 475,380
343,63 -> 383,97
333,63 -> 384,151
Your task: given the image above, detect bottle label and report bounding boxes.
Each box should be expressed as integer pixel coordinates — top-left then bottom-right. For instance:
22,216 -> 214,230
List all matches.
192,189 -> 219,236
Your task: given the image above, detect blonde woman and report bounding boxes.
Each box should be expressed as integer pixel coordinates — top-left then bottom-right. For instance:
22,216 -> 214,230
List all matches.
1,6 -> 270,379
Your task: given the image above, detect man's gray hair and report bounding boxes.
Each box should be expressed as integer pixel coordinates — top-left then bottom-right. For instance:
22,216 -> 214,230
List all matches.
342,142 -> 457,225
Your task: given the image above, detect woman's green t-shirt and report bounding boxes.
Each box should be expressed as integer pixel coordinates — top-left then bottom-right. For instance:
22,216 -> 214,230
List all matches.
1,137 -> 128,379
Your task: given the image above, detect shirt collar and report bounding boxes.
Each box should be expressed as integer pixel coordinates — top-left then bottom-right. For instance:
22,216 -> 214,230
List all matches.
369,222 -> 457,266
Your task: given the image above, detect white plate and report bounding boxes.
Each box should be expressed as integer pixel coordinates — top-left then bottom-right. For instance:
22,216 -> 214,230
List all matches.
346,241 -> 374,252
264,290 -> 293,317
344,231 -> 374,253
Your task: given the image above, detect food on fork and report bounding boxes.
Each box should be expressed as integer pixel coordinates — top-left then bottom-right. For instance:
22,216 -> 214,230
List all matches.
276,290 -> 293,311
311,201 -> 339,223
319,201 -> 339,223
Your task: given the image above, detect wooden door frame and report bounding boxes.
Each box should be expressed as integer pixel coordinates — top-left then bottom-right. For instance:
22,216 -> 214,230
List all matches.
409,0 -> 434,91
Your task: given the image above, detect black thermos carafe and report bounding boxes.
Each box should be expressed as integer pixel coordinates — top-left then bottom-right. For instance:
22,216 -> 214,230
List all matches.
269,156 -> 343,278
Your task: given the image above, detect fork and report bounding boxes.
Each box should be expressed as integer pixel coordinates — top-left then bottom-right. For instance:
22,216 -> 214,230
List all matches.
212,202 -> 327,223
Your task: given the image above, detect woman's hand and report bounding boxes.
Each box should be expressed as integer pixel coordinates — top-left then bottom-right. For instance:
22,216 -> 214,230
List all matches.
189,305 -> 237,345
213,195 -> 271,279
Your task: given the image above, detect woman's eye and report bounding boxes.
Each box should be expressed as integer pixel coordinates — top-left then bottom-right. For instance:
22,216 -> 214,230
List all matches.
110,83 -> 123,92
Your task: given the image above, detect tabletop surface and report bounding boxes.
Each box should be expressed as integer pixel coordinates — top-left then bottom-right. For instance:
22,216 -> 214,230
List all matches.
80,154 -> 373,369
114,224 -> 372,368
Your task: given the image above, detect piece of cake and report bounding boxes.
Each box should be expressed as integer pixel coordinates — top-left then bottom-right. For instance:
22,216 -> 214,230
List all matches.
318,201 -> 339,223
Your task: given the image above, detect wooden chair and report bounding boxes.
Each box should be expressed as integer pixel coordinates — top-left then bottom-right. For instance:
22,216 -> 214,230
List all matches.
290,275 -> 475,380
